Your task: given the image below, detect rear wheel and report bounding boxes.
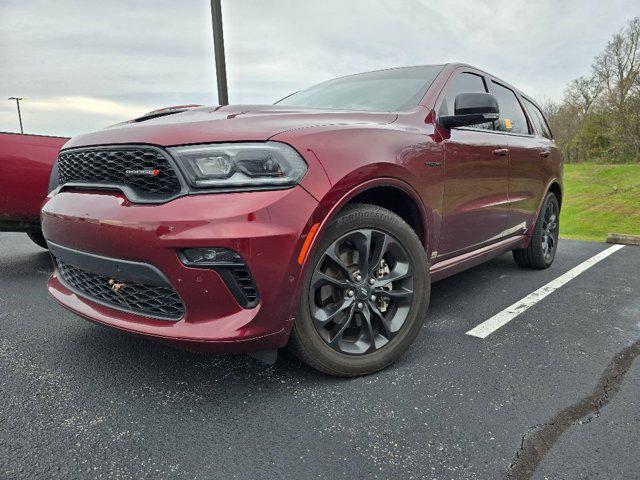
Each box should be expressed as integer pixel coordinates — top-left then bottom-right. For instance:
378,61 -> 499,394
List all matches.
513,192 -> 559,269
289,204 -> 430,377
27,228 -> 48,250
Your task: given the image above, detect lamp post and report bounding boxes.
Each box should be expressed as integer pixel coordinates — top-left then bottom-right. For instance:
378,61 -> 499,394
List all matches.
210,0 -> 228,105
8,97 -> 25,134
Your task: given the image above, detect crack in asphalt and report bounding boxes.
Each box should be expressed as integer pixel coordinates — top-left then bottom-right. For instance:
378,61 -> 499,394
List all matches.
503,338 -> 640,480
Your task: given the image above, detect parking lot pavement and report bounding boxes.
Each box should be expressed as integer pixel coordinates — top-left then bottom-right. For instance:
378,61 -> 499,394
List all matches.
0,232 -> 638,480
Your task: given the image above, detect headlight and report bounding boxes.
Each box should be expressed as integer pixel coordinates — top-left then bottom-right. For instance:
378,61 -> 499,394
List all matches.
168,141 -> 307,189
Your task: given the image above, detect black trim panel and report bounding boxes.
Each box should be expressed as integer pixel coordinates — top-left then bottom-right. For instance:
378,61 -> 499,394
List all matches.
48,241 -> 171,287
177,250 -> 260,309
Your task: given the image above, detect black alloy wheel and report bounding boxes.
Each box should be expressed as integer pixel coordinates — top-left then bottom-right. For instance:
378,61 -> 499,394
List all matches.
513,192 -> 560,269
289,204 -> 430,377
27,228 -> 48,250
309,228 -> 414,355
541,200 -> 559,263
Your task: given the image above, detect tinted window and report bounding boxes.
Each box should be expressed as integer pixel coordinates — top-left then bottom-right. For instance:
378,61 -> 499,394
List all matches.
491,82 -> 530,134
276,65 -> 444,112
523,98 -> 552,139
438,72 -> 493,130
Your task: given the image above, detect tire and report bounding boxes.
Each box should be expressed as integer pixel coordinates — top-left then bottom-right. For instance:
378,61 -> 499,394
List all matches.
27,228 -> 48,250
513,192 -> 559,269
289,203 -> 430,377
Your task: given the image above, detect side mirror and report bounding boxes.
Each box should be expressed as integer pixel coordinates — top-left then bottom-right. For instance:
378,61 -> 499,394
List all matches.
439,92 -> 500,129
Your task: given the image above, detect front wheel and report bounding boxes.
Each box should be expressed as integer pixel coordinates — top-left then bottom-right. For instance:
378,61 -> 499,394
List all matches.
27,228 -> 48,250
513,192 -> 560,269
289,204 -> 430,377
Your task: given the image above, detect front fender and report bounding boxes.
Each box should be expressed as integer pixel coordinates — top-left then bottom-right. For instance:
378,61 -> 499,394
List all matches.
276,122 -> 444,264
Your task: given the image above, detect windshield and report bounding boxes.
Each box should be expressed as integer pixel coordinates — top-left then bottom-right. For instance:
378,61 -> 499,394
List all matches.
276,65 -> 444,112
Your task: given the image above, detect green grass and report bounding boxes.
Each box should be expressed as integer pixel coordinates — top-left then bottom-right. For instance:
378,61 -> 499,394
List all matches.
560,163 -> 640,242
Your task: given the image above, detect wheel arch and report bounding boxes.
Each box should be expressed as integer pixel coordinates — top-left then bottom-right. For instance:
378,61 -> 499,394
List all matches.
344,185 -> 425,243
548,181 -> 562,209
298,178 -> 431,271
524,178 -> 563,246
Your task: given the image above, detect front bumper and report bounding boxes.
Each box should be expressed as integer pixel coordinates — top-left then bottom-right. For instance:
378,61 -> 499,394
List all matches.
42,186 -> 318,352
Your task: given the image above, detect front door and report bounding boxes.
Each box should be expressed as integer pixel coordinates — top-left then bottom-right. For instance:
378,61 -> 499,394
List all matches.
435,71 -> 510,257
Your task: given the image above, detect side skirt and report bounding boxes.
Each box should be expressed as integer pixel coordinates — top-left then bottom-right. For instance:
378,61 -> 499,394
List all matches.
429,235 -> 527,282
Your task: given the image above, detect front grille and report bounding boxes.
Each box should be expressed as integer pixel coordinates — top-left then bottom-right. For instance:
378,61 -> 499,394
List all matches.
56,259 -> 184,320
57,147 -> 182,200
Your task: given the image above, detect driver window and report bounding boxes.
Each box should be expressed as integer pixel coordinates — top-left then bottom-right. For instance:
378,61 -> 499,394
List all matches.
439,73 -> 494,130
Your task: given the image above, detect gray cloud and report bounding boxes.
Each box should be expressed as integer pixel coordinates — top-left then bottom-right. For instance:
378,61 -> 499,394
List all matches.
1,0 -> 637,136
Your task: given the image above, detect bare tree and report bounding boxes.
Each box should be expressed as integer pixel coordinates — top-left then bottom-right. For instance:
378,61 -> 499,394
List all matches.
564,76 -> 603,161
547,16 -> 640,163
592,17 -> 640,156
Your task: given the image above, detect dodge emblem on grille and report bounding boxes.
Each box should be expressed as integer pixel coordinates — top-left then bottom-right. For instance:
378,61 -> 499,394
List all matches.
125,169 -> 159,176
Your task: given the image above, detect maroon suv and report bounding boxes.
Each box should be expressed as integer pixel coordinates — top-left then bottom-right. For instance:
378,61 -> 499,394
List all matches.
42,64 -> 562,376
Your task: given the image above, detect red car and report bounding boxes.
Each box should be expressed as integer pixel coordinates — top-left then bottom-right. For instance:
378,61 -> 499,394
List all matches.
0,132 -> 69,247
42,64 -> 562,376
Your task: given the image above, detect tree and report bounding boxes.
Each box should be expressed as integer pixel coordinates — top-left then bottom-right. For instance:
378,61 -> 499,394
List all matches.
592,17 -> 640,157
545,16 -> 640,163
564,76 -> 602,162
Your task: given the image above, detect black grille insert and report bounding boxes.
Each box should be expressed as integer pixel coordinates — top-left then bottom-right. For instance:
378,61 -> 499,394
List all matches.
57,147 -> 182,200
229,266 -> 259,305
56,259 -> 184,320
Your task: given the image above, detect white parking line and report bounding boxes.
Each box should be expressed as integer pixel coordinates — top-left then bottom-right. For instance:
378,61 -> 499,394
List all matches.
466,244 -> 626,339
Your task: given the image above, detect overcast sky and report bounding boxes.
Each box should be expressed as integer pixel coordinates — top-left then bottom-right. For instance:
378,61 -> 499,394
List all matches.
1,0 -> 638,137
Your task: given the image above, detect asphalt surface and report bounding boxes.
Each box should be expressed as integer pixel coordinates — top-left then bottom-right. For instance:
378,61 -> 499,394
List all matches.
0,232 -> 638,480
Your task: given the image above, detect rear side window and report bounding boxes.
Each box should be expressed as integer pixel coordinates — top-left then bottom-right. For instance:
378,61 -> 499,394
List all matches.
523,97 -> 552,139
491,82 -> 530,135
438,72 -> 493,130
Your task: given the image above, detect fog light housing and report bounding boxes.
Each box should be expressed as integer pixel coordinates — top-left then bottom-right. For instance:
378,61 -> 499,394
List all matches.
179,247 -> 243,266
177,248 -> 259,308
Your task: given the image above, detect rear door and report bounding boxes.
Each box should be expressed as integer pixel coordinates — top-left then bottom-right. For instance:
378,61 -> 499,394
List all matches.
519,97 -> 560,226
489,81 -> 553,234
436,71 -> 510,258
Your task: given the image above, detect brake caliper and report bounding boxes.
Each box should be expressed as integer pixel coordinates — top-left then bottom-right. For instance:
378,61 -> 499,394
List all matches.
376,259 -> 391,313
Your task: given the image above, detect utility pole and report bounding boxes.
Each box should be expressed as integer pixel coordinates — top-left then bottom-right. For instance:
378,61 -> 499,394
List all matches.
210,0 -> 229,105
8,97 -> 25,134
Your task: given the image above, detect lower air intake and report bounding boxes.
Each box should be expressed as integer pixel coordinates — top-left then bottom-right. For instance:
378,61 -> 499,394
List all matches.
56,259 -> 184,320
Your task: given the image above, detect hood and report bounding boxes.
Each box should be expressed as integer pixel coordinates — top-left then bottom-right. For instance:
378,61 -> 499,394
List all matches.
64,105 -> 398,149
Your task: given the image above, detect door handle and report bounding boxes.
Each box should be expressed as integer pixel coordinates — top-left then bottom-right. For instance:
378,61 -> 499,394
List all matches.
539,149 -> 551,157
492,148 -> 509,157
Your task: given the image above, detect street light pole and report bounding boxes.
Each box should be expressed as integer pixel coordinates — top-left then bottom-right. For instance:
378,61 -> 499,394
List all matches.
210,0 -> 229,106
8,97 -> 25,134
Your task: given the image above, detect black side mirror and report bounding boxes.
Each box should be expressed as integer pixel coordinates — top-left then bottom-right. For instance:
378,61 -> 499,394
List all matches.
439,92 -> 500,129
